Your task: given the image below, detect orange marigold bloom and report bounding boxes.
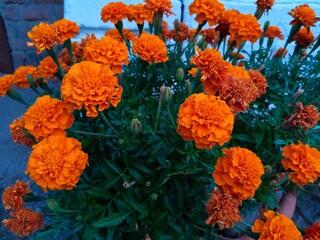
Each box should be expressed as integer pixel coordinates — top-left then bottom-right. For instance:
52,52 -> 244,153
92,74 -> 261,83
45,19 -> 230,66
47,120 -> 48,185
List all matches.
248,69 -> 268,97
265,26 -> 284,40
12,66 -> 38,89
189,0 -> 225,26
169,22 -> 190,43
252,210 -> 302,240
37,56 -> 66,80
101,2 -> 129,24
55,19 -> 80,44
161,20 -> 170,40
190,47 -> 231,95
2,180 -> 30,210
2,208 -> 44,237
105,28 -> 135,43
229,13 -> 262,45
84,36 -> 129,74
26,135 -> 88,191
61,61 -> 123,117
281,141 -> 320,186
27,22 -> 58,54
23,95 -> 74,140
285,102 -> 320,131
127,3 -> 153,24
256,0 -> 274,12
273,47 -> 288,58
144,0 -> 174,17
205,188 -> 242,229
0,74 -> 12,96
9,116 -> 36,147
293,28 -> 314,48
216,9 -> 240,38
304,222 -> 320,240
132,33 -> 168,64
218,73 -> 259,113
177,93 -> 234,150
288,4 -> 320,31
200,28 -> 219,46
213,147 -> 264,200
188,67 -> 198,77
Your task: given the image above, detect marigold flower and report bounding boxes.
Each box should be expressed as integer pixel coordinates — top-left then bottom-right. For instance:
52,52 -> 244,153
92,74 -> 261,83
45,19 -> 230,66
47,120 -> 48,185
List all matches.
273,47 -> 288,58
265,26 -> 284,40
281,141 -> 320,186
55,19 -> 80,44
37,56 -> 66,80
132,33 -> 168,64
127,3 -> 153,24
252,210 -> 302,239
293,28 -> 314,48
27,22 -> 58,54
288,4 -> 320,31
12,66 -> 38,89
26,135 -> 88,191
187,28 -> 198,42
61,61 -> 123,117
285,102 -> 320,131
101,2 -> 129,24
189,0 -> 225,26
229,13 -> 262,45
177,93 -> 234,150
23,95 -> 74,140
2,180 -> 30,210
205,188 -> 242,229
218,73 -> 259,113
216,9 -> 240,38
168,22 -> 190,43
190,47 -> 231,95
144,0 -> 174,17
2,208 -> 44,237
188,67 -> 198,77
84,36 -> 129,74
0,74 -> 12,96
256,0 -> 274,12
161,20 -> 170,39
213,147 -> 264,200
304,222 -> 320,240
9,116 -> 36,147
105,28 -> 135,43
230,52 -> 245,60
248,69 -> 268,97
200,28 -> 219,46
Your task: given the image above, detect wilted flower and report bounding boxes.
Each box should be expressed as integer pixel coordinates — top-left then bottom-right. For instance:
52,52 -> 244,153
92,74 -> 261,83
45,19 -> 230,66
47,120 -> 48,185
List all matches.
144,0 -> 174,17
12,66 -> 38,89
0,74 -> 12,96
101,2 -> 129,24
281,141 -> 320,186
252,210 -> 302,239
27,22 -> 58,54
2,208 -> 44,237
304,222 -> 320,240
131,118 -> 142,134
288,4 -> 320,31
273,47 -> 288,58
26,135 -> 89,191
189,0 -> 225,26
2,180 -> 30,210
177,93 -> 234,150
293,28 -> 314,48
132,33 -> 168,64
61,61 -> 123,117
127,3 -> 153,24
205,188 -> 242,229
213,147 -> 264,200
9,116 -> 36,147
84,36 -> 129,74
55,18 -> 80,44
265,26 -> 284,40
23,95 -> 74,140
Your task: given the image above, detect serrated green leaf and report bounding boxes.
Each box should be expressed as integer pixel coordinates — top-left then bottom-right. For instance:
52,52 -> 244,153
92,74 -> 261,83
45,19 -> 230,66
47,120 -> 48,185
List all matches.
93,212 -> 131,228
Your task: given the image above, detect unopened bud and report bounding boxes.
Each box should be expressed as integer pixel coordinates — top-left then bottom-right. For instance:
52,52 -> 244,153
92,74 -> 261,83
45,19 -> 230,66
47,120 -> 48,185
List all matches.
263,20 -> 270,33
175,68 -> 185,82
264,165 -> 272,174
290,88 -> 304,101
174,19 -> 180,32
185,80 -> 191,92
131,118 -> 142,134
160,86 -> 172,104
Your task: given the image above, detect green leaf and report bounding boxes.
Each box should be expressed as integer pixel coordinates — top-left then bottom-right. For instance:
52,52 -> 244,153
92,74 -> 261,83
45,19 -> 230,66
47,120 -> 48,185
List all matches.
232,134 -> 255,143
93,212 -> 131,228
46,199 -> 77,213
273,139 -> 287,145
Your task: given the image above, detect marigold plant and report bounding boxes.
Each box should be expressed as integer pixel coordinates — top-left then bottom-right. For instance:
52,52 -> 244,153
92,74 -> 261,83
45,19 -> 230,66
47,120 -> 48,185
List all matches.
11,66 -> 38,89
288,4 -> 320,31
9,116 -> 36,147
2,180 -> 30,210
100,2 -> 129,24
55,18 -> 80,44
0,74 -> 12,96
189,0 -> 225,26
127,3 -> 153,24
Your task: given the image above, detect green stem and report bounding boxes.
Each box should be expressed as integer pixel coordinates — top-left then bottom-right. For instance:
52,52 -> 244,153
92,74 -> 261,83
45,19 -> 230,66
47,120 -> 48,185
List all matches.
98,111 -> 118,134
47,47 -> 65,79
166,105 -> 176,127
281,22 -> 302,57
64,38 -> 75,64
68,129 -> 117,138
154,100 -> 162,130
181,21 -> 206,55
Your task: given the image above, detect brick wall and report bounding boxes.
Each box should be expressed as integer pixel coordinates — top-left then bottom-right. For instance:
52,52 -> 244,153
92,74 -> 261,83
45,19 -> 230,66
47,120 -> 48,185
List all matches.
0,0 -> 63,72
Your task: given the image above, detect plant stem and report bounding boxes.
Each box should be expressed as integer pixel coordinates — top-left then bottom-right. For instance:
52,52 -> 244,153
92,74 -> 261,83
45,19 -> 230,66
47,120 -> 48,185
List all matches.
166,105 -> 176,127
98,111 -> 118,134
154,100 -> 162,130
68,129 -> 117,138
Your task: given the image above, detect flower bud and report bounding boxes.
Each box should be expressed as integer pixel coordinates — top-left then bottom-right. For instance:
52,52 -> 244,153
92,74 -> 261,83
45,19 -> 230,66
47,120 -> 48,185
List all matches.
130,118 -> 142,134
160,86 -> 172,104
175,68 -> 184,82
185,80 -> 191,92
174,19 -> 180,32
